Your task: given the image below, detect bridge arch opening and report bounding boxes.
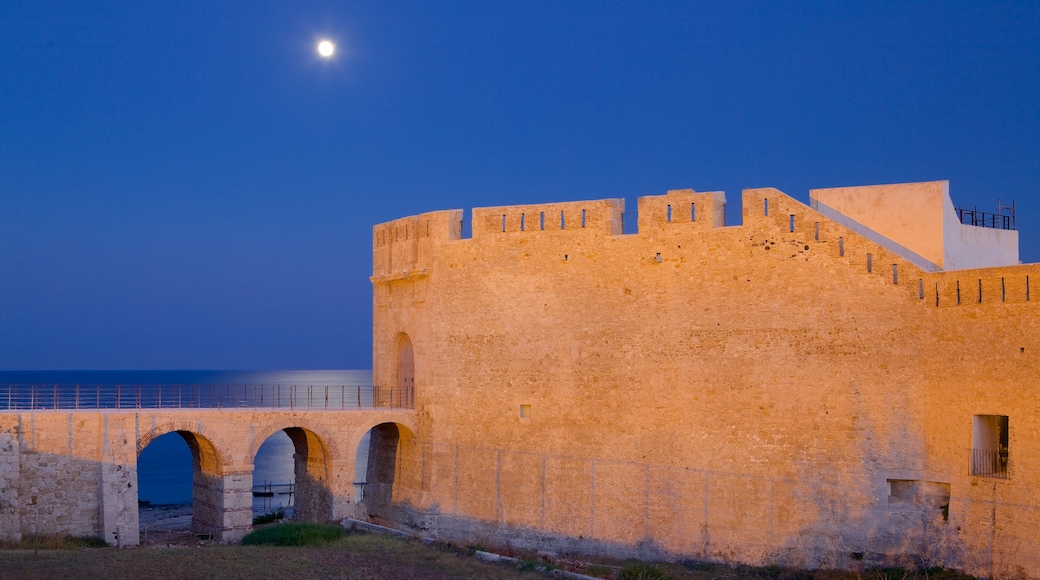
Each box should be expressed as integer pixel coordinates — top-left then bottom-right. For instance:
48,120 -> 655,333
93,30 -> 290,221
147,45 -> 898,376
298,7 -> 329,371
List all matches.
137,430 -> 223,543
356,421 -> 420,521
252,427 -> 333,522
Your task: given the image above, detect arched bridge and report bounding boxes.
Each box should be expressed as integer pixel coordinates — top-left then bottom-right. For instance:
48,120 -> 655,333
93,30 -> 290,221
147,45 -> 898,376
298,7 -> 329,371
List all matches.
0,384 -> 417,545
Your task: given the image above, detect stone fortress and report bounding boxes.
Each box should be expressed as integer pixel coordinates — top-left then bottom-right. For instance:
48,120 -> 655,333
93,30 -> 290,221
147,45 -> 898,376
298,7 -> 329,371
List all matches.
0,179 -> 1036,578
371,180 -> 1037,577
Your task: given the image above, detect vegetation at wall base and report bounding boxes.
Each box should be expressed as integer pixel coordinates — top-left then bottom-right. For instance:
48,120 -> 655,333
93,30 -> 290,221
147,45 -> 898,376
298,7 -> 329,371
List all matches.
0,534 -> 107,550
240,522 -> 342,546
251,507 -> 286,526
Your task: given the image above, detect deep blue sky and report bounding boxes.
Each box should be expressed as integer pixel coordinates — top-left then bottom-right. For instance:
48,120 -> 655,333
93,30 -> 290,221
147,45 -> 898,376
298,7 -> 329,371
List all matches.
1,2 -> 1037,370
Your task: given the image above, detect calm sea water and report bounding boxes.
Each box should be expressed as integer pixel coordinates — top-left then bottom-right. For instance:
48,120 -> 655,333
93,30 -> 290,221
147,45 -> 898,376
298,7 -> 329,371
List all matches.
0,370 -> 373,516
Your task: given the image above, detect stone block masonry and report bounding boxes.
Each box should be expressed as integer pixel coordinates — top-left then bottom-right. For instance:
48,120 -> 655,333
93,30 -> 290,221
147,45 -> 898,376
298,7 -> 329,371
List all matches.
372,181 -> 1040,578
0,409 -> 417,545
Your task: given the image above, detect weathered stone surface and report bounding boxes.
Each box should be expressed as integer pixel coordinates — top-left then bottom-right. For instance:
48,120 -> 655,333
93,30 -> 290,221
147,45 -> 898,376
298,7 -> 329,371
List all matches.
371,183 -> 1040,577
0,409 -> 417,545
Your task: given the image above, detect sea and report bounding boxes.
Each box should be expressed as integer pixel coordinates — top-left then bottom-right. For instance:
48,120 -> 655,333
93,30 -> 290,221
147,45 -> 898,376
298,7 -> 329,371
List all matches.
0,370 -> 373,517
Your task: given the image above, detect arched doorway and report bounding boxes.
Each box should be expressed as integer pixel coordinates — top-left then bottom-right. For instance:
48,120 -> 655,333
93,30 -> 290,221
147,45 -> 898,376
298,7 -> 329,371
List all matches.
252,427 -> 333,522
252,430 -> 295,520
137,430 -> 223,543
379,333 -> 415,408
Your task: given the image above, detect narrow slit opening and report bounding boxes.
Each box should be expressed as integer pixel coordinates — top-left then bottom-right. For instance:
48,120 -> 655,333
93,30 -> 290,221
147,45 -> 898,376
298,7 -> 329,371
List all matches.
866,253 -> 872,273
666,205 -> 672,223
839,237 -> 844,257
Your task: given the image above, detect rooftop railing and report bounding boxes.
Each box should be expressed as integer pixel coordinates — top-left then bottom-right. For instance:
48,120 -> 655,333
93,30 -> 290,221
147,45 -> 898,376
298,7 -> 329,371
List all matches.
956,206 -> 1016,230
0,384 -> 414,412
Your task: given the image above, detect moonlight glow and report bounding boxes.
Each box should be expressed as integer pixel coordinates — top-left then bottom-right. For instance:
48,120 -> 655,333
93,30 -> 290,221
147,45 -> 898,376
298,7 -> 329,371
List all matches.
317,40 -> 335,58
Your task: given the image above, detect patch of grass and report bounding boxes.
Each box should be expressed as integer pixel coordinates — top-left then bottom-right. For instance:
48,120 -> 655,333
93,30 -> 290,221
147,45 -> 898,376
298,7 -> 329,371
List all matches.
240,522 -> 342,546
0,533 -> 532,580
0,535 -> 107,550
251,507 -> 286,526
618,562 -> 674,580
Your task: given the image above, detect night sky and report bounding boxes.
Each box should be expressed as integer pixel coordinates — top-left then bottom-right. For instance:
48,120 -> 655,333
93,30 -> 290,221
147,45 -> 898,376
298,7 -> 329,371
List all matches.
1,2 -> 1037,370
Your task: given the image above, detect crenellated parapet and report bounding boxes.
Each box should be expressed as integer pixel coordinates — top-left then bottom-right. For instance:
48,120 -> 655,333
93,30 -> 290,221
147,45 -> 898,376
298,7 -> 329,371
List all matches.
471,198 -> 624,237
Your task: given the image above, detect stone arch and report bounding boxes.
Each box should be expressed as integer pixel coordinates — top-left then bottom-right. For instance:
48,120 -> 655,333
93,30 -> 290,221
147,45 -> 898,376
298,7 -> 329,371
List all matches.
136,423 -> 226,537
352,418 -> 422,520
250,422 -> 338,523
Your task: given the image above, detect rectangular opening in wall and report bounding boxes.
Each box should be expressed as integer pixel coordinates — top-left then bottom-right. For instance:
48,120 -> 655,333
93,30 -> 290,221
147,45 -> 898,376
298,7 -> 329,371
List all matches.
764,198 -> 769,216
892,264 -> 898,285
502,214 -> 507,232
560,210 -> 565,229
919,278 -> 924,299
972,414 -> 1009,479
887,479 -> 916,504
666,205 -> 672,223
582,209 -> 587,228
1002,277 -> 1006,302
956,280 -> 961,305
520,213 -> 526,231
789,215 -> 795,232
814,222 -> 819,241
540,212 -> 545,231
886,479 -> 951,520
867,253 -> 872,273
978,279 -> 983,303
839,237 -> 844,257
1028,275 -> 1031,301
519,404 -> 532,419
691,203 -> 696,222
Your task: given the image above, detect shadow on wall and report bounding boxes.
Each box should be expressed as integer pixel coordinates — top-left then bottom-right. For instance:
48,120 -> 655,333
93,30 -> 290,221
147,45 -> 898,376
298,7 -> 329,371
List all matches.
364,422 -> 420,523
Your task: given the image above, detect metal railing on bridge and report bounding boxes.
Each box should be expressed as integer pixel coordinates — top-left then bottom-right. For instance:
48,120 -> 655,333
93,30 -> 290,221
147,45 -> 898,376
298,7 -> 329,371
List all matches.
0,384 -> 415,412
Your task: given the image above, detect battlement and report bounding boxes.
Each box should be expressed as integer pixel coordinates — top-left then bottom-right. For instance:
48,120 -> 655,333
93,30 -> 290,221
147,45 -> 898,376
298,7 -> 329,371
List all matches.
373,181 -> 1023,282
471,199 -> 625,237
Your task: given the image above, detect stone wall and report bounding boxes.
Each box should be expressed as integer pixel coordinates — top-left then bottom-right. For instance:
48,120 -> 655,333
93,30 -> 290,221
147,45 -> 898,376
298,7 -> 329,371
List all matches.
372,184 -> 1040,578
0,409 -> 418,545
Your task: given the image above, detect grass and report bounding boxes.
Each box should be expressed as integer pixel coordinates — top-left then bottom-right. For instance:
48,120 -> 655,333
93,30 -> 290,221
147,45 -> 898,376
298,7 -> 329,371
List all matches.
240,522 -> 343,546
251,507 -> 286,526
0,532 -> 534,580
0,528 -> 985,580
0,534 -> 108,550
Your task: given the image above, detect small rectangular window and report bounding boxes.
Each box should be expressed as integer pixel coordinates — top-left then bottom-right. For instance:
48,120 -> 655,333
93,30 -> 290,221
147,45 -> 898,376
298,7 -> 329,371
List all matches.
839,237 -> 844,257
972,415 -> 1009,479
519,404 -> 532,419
691,203 -> 696,222
814,222 -> 819,241
520,213 -> 525,231
764,198 -> 769,216
560,210 -> 565,229
892,264 -> 898,285
540,212 -> 545,230
866,253 -> 872,273
666,205 -> 672,223
502,214 -> 507,232
582,209 -> 587,227
789,215 -> 795,232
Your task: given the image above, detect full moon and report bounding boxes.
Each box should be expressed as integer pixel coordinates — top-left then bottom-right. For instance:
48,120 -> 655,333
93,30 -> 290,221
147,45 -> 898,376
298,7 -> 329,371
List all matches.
317,40 -> 335,58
